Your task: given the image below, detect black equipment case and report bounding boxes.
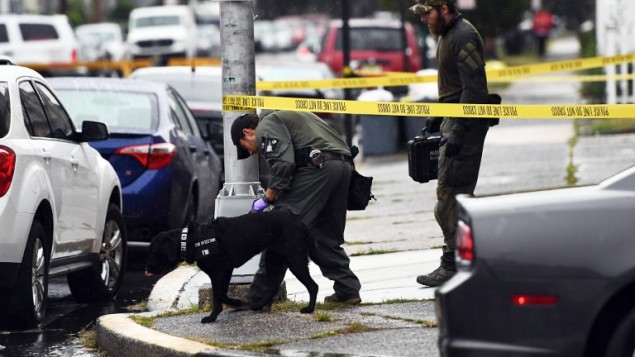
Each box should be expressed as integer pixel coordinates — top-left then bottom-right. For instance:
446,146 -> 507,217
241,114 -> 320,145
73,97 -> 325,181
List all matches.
407,131 -> 441,183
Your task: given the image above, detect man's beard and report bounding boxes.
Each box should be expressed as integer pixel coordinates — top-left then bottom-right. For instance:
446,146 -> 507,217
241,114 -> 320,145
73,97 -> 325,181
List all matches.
428,15 -> 447,36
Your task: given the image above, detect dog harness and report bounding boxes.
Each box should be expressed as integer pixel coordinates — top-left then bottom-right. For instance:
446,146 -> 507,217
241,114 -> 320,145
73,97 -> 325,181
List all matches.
180,226 -> 220,263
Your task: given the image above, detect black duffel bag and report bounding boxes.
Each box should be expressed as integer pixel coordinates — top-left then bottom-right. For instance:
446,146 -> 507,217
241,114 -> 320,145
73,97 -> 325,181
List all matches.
347,145 -> 375,211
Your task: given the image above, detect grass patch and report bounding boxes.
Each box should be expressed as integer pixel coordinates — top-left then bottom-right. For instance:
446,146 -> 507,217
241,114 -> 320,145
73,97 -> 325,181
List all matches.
76,326 -> 98,350
271,300 -> 306,313
310,322 -> 378,339
190,337 -> 286,352
363,313 -> 437,328
130,305 -> 205,327
344,240 -> 374,246
314,311 -> 333,322
131,315 -> 154,328
123,300 -> 149,312
580,118 -> 635,135
350,248 -> 398,257
418,320 -> 438,328
241,340 -> 287,352
566,134 -> 578,186
379,298 -> 422,304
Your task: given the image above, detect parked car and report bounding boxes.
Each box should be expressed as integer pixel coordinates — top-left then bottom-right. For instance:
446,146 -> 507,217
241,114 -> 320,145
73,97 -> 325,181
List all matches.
126,5 -> 197,63
129,66 -> 224,171
195,24 -> 221,58
48,77 -> 222,242
75,22 -> 126,62
0,14 -> 78,65
436,165 -> 635,356
316,18 -> 422,76
254,20 -> 275,53
0,58 -> 125,330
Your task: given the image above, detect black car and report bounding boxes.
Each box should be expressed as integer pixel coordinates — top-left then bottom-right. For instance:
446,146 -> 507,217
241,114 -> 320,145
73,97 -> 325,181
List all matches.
436,165 -> 635,357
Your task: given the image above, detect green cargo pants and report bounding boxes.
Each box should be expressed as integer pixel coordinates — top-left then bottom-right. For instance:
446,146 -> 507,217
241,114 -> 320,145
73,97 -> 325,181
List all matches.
436,118 -> 489,269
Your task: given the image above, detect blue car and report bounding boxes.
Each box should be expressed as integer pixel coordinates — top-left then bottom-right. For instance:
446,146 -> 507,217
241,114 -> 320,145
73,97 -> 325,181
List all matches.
49,77 -> 222,242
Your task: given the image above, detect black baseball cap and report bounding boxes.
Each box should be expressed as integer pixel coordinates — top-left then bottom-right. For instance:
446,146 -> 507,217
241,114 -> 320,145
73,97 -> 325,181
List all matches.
230,113 -> 258,160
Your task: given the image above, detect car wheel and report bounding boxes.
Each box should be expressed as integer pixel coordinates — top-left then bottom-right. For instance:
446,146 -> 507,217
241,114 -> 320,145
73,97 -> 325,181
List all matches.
2,219 -> 49,329
68,204 -> 127,302
605,308 -> 635,357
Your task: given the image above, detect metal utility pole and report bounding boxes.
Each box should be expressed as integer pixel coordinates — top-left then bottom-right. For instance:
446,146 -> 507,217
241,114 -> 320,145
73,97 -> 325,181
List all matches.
341,0 -> 354,147
217,0 -> 262,283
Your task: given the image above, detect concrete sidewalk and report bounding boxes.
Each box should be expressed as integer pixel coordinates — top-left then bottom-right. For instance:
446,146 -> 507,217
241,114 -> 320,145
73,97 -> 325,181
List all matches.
95,36 -> 635,357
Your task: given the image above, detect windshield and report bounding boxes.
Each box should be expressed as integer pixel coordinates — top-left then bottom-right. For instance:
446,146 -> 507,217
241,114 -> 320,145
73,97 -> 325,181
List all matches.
336,27 -> 404,51
55,90 -> 158,133
135,15 -> 181,28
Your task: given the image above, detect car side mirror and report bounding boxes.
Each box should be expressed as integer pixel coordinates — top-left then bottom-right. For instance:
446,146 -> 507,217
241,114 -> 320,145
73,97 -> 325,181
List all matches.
81,120 -> 109,142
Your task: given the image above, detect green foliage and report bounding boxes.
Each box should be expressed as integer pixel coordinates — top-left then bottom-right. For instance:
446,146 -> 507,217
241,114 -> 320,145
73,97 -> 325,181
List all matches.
578,29 -> 606,104
67,0 -> 86,27
464,0 -> 531,38
111,0 -> 136,31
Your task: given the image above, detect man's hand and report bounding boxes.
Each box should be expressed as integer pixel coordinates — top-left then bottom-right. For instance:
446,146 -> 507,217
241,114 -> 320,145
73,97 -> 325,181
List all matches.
440,133 -> 463,158
251,198 -> 270,213
424,117 -> 442,134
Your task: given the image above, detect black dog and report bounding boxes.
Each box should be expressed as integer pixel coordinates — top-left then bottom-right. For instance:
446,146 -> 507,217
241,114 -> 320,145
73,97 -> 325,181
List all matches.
145,211 -> 318,323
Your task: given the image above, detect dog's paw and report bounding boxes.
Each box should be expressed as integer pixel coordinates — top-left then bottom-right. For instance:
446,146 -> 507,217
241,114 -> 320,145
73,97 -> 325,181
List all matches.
201,315 -> 217,323
300,306 -> 314,314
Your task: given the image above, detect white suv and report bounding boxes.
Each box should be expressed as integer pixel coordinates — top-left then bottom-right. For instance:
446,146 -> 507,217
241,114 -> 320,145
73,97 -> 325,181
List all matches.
0,58 -> 126,330
0,14 -> 78,65
126,5 -> 197,62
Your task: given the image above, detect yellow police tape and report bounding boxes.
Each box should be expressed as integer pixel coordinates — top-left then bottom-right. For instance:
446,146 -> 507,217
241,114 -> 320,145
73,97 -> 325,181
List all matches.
223,94 -> 635,119
256,52 -> 635,91
489,73 -> 635,83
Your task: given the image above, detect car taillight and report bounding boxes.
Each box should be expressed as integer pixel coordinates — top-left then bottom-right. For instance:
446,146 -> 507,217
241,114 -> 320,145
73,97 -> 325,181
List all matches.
512,295 -> 558,306
116,143 -> 176,170
0,145 -> 16,197
456,220 -> 474,263
71,48 -> 77,63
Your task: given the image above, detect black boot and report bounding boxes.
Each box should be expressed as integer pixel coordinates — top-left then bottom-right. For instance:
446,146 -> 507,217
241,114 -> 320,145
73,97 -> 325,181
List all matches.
416,266 -> 456,287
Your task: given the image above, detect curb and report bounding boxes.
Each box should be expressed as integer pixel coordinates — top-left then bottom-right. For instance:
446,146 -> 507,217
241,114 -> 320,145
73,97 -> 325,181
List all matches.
96,313 -> 217,357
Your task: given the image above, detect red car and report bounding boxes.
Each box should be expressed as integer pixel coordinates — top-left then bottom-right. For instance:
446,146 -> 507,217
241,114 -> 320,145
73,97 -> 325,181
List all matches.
316,18 -> 422,76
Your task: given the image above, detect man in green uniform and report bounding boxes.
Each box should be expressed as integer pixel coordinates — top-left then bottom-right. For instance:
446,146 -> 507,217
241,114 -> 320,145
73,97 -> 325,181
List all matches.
231,111 -> 362,305
411,0 -> 492,286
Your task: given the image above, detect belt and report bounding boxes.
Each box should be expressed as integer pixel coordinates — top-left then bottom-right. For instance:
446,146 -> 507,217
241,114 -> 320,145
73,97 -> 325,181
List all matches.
322,151 -> 351,163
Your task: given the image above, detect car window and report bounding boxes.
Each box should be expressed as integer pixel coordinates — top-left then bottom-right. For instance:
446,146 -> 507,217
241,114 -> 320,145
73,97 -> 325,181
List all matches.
336,27 -> 403,52
19,80 -> 52,138
20,23 -> 59,41
172,89 -> 202,137
135,16 -> 181,28
34,82 -> 74,139
0,24 -> 8,43
0,83 -> 9,138
166,90 -> 193,135
55,90 -> 158,133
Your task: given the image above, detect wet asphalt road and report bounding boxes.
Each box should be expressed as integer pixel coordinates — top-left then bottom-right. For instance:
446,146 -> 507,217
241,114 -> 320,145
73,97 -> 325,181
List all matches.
0,247 -> 162,357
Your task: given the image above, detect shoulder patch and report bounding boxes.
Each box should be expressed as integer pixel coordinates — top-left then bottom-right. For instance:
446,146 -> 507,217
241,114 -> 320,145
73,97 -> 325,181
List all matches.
262,137 -> 279,153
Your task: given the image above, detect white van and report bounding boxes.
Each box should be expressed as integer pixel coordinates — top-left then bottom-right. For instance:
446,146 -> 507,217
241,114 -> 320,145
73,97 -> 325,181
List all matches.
0,14 -> 78,65
126,5 -> 197,61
